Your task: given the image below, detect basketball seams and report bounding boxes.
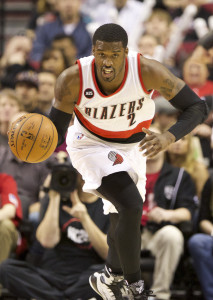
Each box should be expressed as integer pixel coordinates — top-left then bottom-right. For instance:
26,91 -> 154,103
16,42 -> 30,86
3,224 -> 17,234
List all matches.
15,114 -> 35,160
32,117 -> 56,163
26,116 -> 43,161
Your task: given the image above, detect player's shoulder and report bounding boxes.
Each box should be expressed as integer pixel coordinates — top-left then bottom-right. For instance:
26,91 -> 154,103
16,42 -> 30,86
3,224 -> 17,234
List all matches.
56,64 -> 80,87
139,55 -> 163,74
55,64 -> 80,103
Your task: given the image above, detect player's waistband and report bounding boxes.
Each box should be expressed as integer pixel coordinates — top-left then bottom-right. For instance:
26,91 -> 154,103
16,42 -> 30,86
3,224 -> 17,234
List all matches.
75,115 -> 146,144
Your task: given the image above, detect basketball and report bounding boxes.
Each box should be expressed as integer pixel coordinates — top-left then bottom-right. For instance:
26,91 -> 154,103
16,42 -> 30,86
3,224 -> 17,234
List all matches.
8,113 -> 58,163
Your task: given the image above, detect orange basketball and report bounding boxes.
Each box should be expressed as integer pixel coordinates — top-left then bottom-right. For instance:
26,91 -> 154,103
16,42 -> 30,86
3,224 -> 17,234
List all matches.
8,113 -> 58,163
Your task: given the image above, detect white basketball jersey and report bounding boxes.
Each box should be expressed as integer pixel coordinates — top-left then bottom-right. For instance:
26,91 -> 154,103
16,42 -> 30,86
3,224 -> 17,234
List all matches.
74,51 -> 155,143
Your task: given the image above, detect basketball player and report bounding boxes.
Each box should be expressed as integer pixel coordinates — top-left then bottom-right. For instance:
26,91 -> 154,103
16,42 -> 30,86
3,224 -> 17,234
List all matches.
49,24 -> 208,299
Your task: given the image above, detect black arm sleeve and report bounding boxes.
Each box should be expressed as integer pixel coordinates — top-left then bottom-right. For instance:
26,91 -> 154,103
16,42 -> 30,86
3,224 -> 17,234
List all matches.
167,85 -> 209,141
48,107 -> 72,146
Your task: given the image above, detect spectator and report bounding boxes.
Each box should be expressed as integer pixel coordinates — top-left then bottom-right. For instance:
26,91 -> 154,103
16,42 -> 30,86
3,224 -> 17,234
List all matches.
27,0 -> 57,41
153,95 -> 180,132
165,1 -> 213,68
0,144 -> 56,221
188,176 -> 213,300
88,0 -> 155,51
181,56 -> 213,167
0,173 -> 22,263
30,0 -> 92,67
141,126 -> 197,300
193,30 -> 213,60
163,0 -> 213,41
0,89 -> 24,146
81,0 -> 106,18
143,8 -> 185,73
37,71 -> 56,115
0,35 -> 33,89
144,9 -> 173,48
137,33 -> 165,62
192,30 -> 213,80
51,34 -> 77,66
40,47 -> 69,77
0,159 -> 109,300
14,70 -> 43,114
166,133 -> 209,199
190,30 -> 213,168
182,57 -> 213,98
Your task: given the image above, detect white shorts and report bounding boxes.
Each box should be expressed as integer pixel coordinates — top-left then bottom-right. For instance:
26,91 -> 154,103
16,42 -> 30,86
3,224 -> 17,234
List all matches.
66,119 -> 147,214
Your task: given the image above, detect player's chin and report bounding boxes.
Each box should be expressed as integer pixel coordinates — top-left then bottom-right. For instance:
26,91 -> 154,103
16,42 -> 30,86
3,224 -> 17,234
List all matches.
101,72 -> 115,82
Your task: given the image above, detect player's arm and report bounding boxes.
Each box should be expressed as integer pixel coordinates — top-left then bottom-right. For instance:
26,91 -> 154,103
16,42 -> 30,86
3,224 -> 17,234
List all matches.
139,57 -> 209,157
49,65 -> 80,146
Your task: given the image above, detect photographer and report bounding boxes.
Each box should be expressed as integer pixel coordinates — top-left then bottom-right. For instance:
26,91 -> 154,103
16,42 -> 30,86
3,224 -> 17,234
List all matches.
0,153 -> 109,300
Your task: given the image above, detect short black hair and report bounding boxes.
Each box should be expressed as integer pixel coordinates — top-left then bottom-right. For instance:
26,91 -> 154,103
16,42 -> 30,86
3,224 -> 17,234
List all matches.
93,23 -> 128,48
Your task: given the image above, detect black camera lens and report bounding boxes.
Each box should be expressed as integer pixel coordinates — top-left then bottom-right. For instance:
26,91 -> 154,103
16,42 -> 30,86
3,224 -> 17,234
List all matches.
49,163 -> 78,194
59,175 -> 70,186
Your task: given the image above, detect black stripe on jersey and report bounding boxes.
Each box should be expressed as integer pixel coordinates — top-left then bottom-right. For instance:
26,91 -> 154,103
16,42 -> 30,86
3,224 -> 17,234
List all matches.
76,115 -> 146,144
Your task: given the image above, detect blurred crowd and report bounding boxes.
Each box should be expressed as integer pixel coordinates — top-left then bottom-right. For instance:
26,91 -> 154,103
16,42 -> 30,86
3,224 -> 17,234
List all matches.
0,0 -> 213,299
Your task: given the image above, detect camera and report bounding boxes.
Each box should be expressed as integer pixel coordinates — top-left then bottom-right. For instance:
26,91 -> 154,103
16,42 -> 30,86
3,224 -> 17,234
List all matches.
49,161 -> 78,199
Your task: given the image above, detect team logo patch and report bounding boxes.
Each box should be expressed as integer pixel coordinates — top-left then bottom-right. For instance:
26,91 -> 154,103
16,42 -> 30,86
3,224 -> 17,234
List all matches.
108,151 -> 124,166
84,88 -> 94,99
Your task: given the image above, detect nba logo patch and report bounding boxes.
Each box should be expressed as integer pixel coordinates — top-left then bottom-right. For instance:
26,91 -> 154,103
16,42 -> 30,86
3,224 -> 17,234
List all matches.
108,151 -> 124,166
77,133 -> 84,140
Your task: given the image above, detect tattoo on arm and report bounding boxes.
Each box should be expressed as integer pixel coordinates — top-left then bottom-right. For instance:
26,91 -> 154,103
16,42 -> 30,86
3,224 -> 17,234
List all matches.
160,77 -> 184,99
160,79 -> 174,98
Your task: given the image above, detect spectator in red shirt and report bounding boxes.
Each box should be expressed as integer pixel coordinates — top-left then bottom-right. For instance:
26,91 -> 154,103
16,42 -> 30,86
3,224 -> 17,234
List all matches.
0,173 -> 22,263
182,57 -> 213,98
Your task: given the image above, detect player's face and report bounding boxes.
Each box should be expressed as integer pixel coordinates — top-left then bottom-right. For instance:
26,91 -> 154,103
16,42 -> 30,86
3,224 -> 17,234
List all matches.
93,40 -> 128,83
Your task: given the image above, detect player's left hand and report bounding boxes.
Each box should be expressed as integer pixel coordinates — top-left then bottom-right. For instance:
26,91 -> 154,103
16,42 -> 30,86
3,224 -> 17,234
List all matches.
139,128 -> 176,158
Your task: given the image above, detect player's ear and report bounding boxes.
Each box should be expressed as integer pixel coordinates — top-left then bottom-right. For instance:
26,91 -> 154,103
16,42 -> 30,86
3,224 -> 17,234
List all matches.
125,47 -> 129,57
92,46 -> 95,56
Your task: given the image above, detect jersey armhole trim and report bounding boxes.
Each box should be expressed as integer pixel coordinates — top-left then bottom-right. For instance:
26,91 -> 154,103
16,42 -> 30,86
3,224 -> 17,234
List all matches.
76,60 -> 83,105
137,53 -> 152,95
